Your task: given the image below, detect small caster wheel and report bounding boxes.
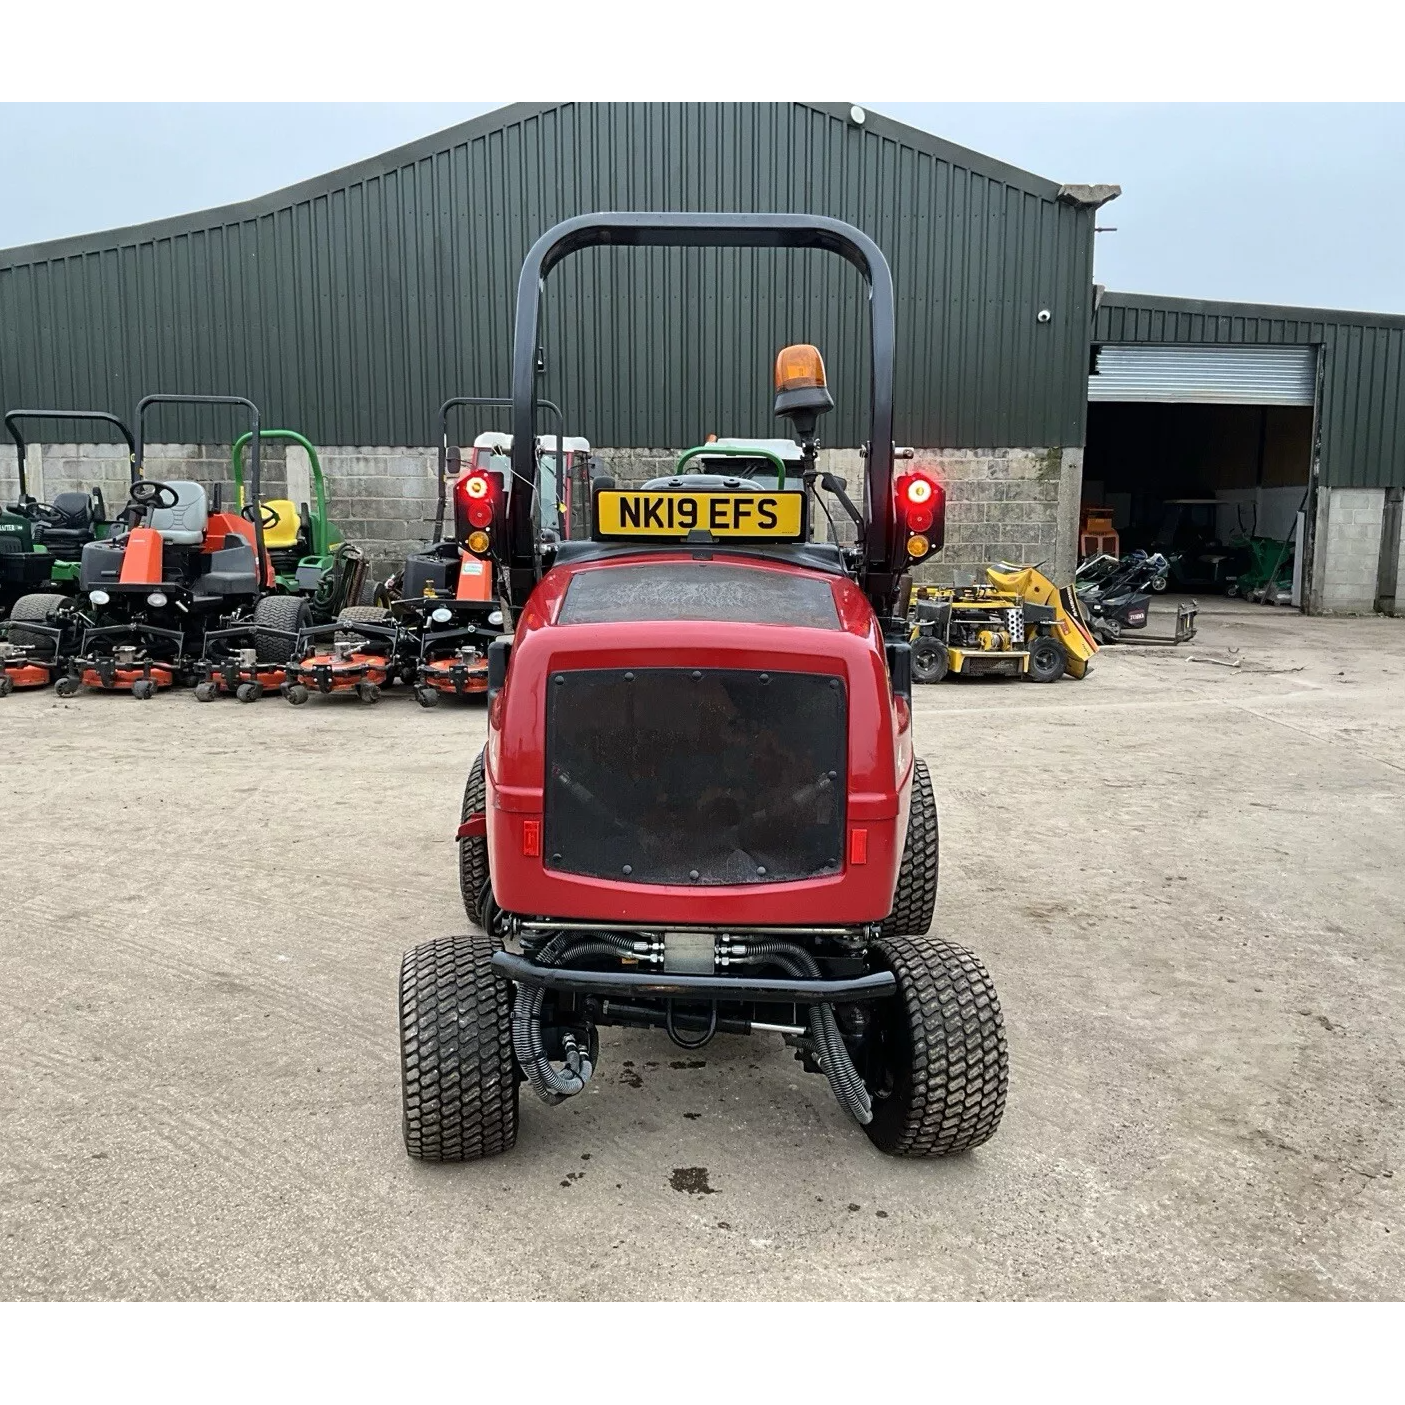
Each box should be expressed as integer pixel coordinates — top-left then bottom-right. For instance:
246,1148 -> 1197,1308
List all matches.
55,676 -> 81,698
286,683 -> 309,706
194,681 -> 218,703
131,679 -> 157,701
356,682 -> 381,705
415,685 -> 439,708
0,676 -> 13,698
236,681 -> 263,703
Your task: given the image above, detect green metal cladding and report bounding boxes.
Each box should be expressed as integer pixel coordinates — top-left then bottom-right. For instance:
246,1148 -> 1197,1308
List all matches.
0,102 -> 1096,451
1096,291 -> 1405,490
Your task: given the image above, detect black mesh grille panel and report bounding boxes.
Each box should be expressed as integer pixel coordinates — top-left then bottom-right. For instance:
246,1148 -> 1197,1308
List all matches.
544,668 -> 846,885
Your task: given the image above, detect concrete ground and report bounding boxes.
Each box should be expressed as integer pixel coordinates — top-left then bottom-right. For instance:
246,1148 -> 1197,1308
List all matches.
1,597 -> 1401,1300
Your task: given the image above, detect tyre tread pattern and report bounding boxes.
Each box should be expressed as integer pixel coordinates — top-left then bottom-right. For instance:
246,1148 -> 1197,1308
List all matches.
458,749 -> 490,928
869,934 -> 1008,1157
399,933 -> 518,1161
882,757 -> 938,939
337,604 -> 393,625
252,593 -> 310,664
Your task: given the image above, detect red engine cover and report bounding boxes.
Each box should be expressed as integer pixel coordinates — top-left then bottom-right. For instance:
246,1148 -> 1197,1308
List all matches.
485,551 -> 914,926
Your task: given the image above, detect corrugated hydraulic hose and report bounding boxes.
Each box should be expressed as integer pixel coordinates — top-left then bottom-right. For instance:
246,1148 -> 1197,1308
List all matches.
512,931 -> 640,1105
733,940 -> 874,1126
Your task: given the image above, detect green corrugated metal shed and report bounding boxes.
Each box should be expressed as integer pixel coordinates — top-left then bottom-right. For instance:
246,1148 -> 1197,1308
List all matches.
0,102 -> 1096,451
1095,291 -> 1405,489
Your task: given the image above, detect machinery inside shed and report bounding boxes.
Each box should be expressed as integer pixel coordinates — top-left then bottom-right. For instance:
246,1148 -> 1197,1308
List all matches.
1082,344 -> 1316,605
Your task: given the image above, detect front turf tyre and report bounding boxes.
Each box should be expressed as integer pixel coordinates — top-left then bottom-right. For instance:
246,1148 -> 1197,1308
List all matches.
8,593 -> 68,658
881,757 -> 938,939
1025,634 -> 1066,683
863,935 -> 1008,1158
912,637 -> 949,684
459,748 -> 491,928
400,933 -> 518,1162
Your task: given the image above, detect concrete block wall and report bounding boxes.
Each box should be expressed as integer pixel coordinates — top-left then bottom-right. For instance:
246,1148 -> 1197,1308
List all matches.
9,440 -> 1084,586
1310,487 -> 1385,614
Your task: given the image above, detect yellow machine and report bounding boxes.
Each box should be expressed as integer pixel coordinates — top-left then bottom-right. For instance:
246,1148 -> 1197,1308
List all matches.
909,563 -> 1098,683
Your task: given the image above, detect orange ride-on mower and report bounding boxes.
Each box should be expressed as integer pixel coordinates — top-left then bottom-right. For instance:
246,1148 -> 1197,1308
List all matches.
397,212 -> 1008,1164
364,395 -> 570,708
54,394 -> 273,699
3,408 -> 138,694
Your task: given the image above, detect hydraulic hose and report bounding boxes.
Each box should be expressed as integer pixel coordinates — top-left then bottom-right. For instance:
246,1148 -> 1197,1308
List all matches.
512,931 -> 640,1106
737,940 -> 873,1126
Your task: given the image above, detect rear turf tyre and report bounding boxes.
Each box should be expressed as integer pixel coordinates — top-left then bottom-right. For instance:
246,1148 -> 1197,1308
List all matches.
912,637 -> 949,684
400,933 -> 518,1162
252,593 -> 311,664
1025,634 -> 1066,684
459,749 -> 491,928
881,757 -> 938,940
8,593 -> 68,658
863,935 -> 1008,1158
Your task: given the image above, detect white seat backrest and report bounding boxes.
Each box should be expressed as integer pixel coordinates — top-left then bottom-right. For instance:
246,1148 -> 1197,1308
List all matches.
145,480 -> 209,546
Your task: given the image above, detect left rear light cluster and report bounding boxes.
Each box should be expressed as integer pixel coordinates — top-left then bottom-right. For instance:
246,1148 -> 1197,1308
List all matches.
454,470 -> 499,556
897,468 -> 945,564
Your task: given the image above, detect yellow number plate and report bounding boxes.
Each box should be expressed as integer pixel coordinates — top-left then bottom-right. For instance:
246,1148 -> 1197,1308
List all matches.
595,491 -> 803,540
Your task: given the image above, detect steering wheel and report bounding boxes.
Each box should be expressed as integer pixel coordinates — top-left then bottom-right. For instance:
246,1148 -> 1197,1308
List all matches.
242,502 -> 282,530
129,480 -> 180,511
25,501 -> 67,526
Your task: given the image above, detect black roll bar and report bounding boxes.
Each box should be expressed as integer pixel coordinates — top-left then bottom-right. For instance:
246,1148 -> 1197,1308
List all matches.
432,395 -> 567,543
5,409 -> 138,499
135,394 -> 264,573
509,211 -> 898,612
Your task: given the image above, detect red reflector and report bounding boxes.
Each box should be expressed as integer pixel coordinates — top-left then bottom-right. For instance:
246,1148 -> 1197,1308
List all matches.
906,505 -> 933,533
849,828 -> 868,865
522,818 -> 542,857
468,501 -> 493,528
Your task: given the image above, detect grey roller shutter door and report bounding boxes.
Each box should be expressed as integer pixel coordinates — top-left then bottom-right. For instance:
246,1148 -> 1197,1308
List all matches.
1089,345 -> 1318,405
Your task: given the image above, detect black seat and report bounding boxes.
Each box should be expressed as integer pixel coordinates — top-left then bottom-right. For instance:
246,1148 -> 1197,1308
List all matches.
33,491 -> 100,562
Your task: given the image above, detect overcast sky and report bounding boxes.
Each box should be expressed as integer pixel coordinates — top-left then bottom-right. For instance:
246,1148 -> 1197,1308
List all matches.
3,102 -> 1402,314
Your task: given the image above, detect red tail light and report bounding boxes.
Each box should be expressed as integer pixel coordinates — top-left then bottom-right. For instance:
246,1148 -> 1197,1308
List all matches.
896,469 -> 945,562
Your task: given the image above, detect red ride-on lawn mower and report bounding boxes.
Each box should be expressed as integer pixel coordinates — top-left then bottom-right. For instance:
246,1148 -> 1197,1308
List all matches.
52,394 -> 273,699
399,212 -> 1008,1163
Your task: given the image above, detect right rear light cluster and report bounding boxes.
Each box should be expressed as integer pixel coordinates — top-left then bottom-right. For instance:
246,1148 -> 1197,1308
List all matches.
897,468 -> 945,564
454,469 -> 501,556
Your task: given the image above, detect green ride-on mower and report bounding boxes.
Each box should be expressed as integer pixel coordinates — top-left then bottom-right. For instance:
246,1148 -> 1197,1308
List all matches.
399,212 -> 1008,1165
1,409 -> 133,695
193,429 -> 365,702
